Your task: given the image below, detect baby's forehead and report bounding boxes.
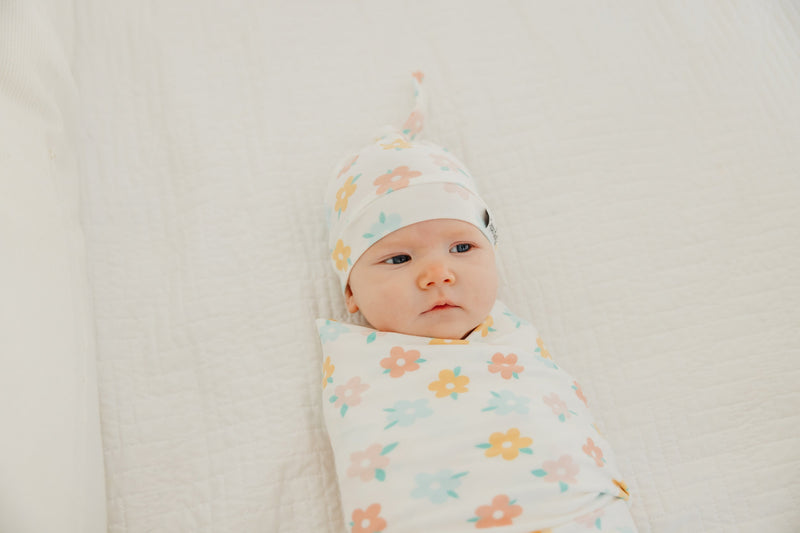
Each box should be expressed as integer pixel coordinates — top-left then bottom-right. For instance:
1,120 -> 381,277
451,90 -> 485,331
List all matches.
366,219 -> 484,250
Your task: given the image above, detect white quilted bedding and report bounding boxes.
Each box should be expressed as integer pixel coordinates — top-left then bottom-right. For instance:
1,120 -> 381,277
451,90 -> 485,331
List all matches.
4,1 -> 798,532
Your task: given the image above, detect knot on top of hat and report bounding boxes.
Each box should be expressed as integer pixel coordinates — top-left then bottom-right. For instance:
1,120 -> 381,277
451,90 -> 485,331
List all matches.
401,70 -> 426,140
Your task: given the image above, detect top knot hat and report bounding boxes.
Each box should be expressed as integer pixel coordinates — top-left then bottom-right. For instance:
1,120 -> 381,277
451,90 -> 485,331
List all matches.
325,72 -> 497,291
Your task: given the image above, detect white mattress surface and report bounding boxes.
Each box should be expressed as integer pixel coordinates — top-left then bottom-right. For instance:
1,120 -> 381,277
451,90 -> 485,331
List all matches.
73,2 -> 800,532
1,2 -> 106,532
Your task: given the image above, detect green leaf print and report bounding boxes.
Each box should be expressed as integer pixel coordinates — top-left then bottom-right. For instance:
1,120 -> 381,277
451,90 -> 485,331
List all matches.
381,442 -> 398,455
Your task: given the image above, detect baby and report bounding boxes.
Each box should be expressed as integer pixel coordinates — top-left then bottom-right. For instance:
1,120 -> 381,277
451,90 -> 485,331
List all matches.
317,74 -> 637,533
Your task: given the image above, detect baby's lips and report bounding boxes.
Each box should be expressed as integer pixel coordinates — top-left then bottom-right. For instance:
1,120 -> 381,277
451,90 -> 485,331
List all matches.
423,300 -> 459,313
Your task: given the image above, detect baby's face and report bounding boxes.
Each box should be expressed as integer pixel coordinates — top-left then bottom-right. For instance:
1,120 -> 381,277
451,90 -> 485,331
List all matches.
345,219 -> 497,339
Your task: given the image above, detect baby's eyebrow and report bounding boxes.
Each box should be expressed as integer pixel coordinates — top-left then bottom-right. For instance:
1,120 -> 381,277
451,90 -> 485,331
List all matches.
368,244 -> 410,258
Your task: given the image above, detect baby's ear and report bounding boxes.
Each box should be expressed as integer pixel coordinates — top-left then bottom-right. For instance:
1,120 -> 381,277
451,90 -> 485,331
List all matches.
344,285 -> 359,313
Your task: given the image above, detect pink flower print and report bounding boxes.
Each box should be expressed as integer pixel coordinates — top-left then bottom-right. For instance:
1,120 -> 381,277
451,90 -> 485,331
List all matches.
470,494 -> 523,528
347,443 -> 395,482
531,454 -> 580,493
543,393 -> 575,422
444,182 -> 469,199
350,503 -> 386,533
575,508 -> 604,529
337,155 -> 359,179
380,346 -> 424,378
488,352 -> 524,380
582,437 -> 605,467
430,153 -> 462,171
331,376 -> 370,417
572,380 -> 588,407
412,70 -> 424,83
402,110 -> 424,139
373,166 -> 422,194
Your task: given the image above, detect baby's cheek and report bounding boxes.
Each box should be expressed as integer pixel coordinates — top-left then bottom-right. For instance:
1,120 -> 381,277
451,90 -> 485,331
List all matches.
363,299 -> 398,330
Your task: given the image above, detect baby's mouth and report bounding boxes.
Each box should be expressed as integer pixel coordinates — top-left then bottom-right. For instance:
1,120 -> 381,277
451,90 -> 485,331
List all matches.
424,301 -> 459,313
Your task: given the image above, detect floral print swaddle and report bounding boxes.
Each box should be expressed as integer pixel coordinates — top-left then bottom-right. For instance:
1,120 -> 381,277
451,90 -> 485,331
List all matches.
316,301 -> 637,533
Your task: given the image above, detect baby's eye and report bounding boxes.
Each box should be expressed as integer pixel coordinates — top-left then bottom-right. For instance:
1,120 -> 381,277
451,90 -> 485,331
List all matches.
383,254 -> 411,265
450,243 -> 472,253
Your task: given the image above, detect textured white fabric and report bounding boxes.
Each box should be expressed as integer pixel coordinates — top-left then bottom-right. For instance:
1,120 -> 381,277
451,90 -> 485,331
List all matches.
64,1 -> 800,532
317,300 -> 636,532
0,1 -> 106,532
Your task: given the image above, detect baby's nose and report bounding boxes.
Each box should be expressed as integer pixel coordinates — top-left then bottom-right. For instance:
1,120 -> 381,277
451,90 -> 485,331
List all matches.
418,262 -> 455,288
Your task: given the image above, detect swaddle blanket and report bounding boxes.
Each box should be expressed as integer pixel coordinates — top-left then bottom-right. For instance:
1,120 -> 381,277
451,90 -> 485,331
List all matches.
316,301 -> 637,532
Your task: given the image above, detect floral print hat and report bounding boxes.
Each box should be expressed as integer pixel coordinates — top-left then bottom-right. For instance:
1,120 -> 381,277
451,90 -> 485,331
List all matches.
325,72 -> 497,291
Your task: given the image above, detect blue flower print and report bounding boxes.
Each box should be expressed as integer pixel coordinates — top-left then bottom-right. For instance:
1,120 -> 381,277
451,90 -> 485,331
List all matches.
411,469 -> 468,504
363,212 -> 402,244
318,320 -> 349,343
384,399 -> 433,429
482,390 -> 531,415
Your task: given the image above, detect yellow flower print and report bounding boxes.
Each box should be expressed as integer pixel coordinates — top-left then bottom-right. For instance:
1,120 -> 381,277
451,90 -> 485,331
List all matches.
536,337 -> 552,359
428,338 -> 469,345
332,240 -> 351,272
322,356 -> 334,389
475,316 -> 496,337
334,175 -> 358,216
479,428 -> 533,460
613,479 -> 630,501
380,138 -> 412,151
428,367 -> 469,399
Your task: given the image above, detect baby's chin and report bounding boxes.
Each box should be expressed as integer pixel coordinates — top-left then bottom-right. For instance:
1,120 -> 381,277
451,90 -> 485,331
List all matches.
391,320 -> 479,341
362,307 -> 488,340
